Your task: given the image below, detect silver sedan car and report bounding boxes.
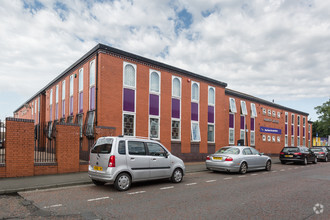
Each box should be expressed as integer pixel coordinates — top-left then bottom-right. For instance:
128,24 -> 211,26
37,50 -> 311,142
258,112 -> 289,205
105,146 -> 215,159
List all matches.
206,146 -> 272,174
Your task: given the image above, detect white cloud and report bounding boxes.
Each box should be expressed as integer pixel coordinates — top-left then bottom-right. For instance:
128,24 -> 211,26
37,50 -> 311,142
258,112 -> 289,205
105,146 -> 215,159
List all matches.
0,0 -> 329,120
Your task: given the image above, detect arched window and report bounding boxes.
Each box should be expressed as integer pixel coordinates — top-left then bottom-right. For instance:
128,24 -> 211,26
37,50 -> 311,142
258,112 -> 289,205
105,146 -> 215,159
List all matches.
208,87 -> 215,105
192,82 -> 199,101
150,71 -> 160,93
124,64 -> 136,88
172,77 -> 181,98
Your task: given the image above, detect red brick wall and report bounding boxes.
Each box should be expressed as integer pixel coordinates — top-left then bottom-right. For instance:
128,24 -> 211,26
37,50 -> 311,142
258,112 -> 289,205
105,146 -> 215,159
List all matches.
5,118 -> 34,177
95,126 -> 116,140
0,166 -> 5,178
56,124 -> 80,173
34,165 -> 58,176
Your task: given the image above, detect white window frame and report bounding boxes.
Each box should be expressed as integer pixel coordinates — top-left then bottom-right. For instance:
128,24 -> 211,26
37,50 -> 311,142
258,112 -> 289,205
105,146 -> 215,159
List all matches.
191,121 -> 201,142
272,110 -> 276,118
149,116 -> 160,140
50,89 -> 53,105
297,115 -> 300,146
171,76 -> 182,141
89,60 -> 95,87
262,108 -> 266,115
31,102 -> 34,118
191,81 -> 200,142
172,76 -> 181,99
250,117 -> 255,146
251,103 -> 257,117
207,124 -> 215,143
229,98 -> 237,113
149,69 -> 161,94
123,62 -> 136,89
240,101 -> 247,115
291,113 -> 295,145
62,80 -> 65,100
70,75 -> 74,97
79,68 -> 84,92
229,113 -> 235,145
262,135 -> 266,142
34,100 -> 37,114
277,112 -> 281,118
272,136 -> 275,142
268,109 -> 271,116
267,135 -> 271,142
208,86 -> 215,106
277,136 -> 280,142
55,85 -> 59,104
122,113 -> 136,136
191,81 -> 200,103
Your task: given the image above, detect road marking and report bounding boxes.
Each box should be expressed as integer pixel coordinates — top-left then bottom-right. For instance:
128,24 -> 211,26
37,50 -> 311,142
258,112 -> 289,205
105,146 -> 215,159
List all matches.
224,177 -> 232,180
206,180 -> 216,183
160,186 -> 174,190
186,183 -> 197,186
238,176 -> 246,178
43,204 -> 62,209
128,191 -> 146,195
280,169 -> 285,172
251,174 -> 258,176
288,168 -> 293,170
87,197 -> 109,202
272,171 -> 277,173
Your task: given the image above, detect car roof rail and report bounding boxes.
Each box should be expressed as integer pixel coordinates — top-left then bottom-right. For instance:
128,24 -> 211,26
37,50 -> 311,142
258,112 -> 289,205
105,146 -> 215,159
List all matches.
119,135 -> 151,140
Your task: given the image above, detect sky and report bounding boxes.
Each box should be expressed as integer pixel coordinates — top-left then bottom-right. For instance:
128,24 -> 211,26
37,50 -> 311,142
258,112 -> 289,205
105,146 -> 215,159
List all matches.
0,0 -> 329,122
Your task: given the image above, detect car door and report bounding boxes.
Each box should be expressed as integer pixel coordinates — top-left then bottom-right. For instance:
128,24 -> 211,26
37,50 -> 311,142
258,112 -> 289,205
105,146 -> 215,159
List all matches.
242,148 -> 254,169
250,147 -> 267,169
127,141 -> 150,180
147,142 -> 171,178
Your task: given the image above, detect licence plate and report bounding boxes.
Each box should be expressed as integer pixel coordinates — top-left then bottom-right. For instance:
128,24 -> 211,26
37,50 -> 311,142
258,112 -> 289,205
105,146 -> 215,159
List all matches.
93,166 -> 103,171
285,155 -> 293,158
213,157 -> 222,160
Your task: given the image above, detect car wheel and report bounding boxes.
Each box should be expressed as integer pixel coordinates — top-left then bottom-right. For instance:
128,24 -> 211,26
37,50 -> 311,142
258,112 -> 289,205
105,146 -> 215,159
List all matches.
114,173 -> 131,191
171,168 -> 183,183
313,157 -> 317,164
281,161 -> 286,165
92,179 -> 105,186
239,162 -> 247,174
303,158 -> 308,165
265,160 -> 272,171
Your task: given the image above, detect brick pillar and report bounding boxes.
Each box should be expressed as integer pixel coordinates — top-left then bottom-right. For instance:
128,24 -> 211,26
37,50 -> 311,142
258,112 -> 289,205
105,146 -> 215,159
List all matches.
5,118 -> 34,177
56,123 -> 80,173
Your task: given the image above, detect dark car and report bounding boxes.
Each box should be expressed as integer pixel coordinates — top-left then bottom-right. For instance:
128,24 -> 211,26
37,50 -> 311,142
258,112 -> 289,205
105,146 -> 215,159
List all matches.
311,147 -> 330,162
279,146 -> 317,165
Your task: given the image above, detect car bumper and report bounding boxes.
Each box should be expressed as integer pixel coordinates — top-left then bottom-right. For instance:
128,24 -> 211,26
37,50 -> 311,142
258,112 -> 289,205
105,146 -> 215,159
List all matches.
316,155 -> 326,160
88,166 -> 116,183
205,161 -> 240,172
280,158 -> 304,163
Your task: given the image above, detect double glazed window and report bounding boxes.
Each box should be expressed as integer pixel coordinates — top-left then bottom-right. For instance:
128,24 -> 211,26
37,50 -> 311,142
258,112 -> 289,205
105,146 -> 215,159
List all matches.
79,68 -> 84,113
123,62 -> 136,136
62,80 -> 65,118
191,81 -> 200,142
172,76 -> 181,140
229,97 -> 236,145
149,70 -> 160,139
89,60 -> 96,110
208,86 -> 215,143
69,75 -> 74,116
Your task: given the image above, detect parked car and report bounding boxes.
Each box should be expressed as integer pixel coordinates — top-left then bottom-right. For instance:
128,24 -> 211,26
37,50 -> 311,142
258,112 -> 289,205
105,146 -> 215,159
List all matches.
88,136 -> 185,191
279,146 -> 317,165
310,147 -> 330,162
205,146 -> 272,174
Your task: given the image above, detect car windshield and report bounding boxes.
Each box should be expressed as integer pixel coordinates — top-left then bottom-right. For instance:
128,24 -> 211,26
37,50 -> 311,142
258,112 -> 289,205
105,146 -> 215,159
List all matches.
215,147 -> 240,155
282,147 -> 299,153
310,148 -> 322,152
91,138 -> 113,154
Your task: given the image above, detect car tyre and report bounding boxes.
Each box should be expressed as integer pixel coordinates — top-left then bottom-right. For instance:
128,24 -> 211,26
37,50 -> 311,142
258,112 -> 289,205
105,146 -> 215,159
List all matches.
324,156 -> 328,162
265,160 -> 272,171
313,157 -> 317,164
303,158 -> 308,165
280,161 -> 286,165
239,162 -> 247,174
92,179 -> 105,186
171,168 -> 183,183
114,173 -> 131,191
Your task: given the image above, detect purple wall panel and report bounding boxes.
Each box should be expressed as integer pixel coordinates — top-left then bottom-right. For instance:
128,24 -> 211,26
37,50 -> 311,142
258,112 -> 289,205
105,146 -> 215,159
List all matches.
240,116 -> 245,129
149,94 -> 159,116
291,126 -> 294,135
208,106 -> 214,123
172,98 -> 180,119
123,88 -> 135,112
191,102 -> 198,121
285,124 -> 288,135
70,96 -> 73,115
250,118 -> 254,131
90,86 -> 95,110
62,100 -> 65,118
229,114 -> 234,128
79,92 -> 83,113
303,128 -> 305,137
297,126 -> 300,136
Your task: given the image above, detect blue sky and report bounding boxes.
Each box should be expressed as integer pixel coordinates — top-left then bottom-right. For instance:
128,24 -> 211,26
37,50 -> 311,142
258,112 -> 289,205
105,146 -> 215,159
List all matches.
0,0 -> 329,122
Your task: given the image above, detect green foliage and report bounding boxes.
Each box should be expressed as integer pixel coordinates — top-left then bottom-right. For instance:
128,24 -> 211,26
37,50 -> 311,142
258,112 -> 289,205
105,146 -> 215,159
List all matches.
313,99 -> 330,137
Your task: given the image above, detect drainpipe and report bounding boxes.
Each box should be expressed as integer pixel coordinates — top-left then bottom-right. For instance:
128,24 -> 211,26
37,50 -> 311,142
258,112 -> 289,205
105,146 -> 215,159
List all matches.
95,52 -> 99,126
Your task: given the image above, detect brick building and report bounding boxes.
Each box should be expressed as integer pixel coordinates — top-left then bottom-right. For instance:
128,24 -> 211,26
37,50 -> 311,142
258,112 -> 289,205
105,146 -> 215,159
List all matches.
14,43 -> 312,161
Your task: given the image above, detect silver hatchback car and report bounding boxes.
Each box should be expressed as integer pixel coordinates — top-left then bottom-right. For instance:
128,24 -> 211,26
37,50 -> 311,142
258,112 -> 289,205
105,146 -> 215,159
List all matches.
206,146 -> 272,174
88,136 -> 185,191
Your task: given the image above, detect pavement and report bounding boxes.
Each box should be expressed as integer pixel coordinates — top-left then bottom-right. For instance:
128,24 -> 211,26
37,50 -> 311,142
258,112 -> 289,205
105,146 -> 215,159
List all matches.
0,157 -> 280,195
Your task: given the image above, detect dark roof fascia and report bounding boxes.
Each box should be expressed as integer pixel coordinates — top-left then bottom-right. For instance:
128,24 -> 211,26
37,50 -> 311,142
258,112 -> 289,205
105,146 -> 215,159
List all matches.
14,44 -> 101,113
225,89 -> 309,116
14,43 -> 227,113
97,44 -> 227,87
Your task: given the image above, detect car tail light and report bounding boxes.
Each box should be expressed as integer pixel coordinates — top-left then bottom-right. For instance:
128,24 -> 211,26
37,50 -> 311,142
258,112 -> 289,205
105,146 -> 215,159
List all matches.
294,152 -> 302,155
225,157 -> 233,161
320,152 -> 325,154
206,156 -> 210,160
280,152 -> 284,155
108,155 -> 115,167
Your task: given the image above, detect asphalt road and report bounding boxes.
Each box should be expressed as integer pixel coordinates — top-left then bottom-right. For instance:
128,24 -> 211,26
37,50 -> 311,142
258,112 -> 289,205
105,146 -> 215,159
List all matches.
1,162 -> 329,219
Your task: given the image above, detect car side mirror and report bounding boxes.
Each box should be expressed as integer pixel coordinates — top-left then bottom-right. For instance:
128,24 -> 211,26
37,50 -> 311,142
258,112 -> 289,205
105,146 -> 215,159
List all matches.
164,152 -> 169,158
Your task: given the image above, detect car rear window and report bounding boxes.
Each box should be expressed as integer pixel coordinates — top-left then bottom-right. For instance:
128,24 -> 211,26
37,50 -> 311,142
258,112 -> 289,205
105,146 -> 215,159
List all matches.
310,148 -> 322,152
215,147 -> 240,155
91,138 -> 113,154
282,147 -> 299,153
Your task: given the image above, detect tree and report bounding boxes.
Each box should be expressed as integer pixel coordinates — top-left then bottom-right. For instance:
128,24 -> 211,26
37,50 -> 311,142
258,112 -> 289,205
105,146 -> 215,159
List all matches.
313,99 -> 330,137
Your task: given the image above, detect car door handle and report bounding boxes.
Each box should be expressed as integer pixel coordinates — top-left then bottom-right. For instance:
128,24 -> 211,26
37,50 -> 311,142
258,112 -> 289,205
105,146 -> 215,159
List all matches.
152,158 -> 157,161
130,158 -> 135,161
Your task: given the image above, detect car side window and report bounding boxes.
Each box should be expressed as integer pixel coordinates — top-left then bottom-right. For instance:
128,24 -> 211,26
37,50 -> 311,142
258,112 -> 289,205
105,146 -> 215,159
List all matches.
128,141 -> 146,155
147,143 -> 167,157
250,148 -> 260,155
243,148 -> 253,155
118,141 -> 126,155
